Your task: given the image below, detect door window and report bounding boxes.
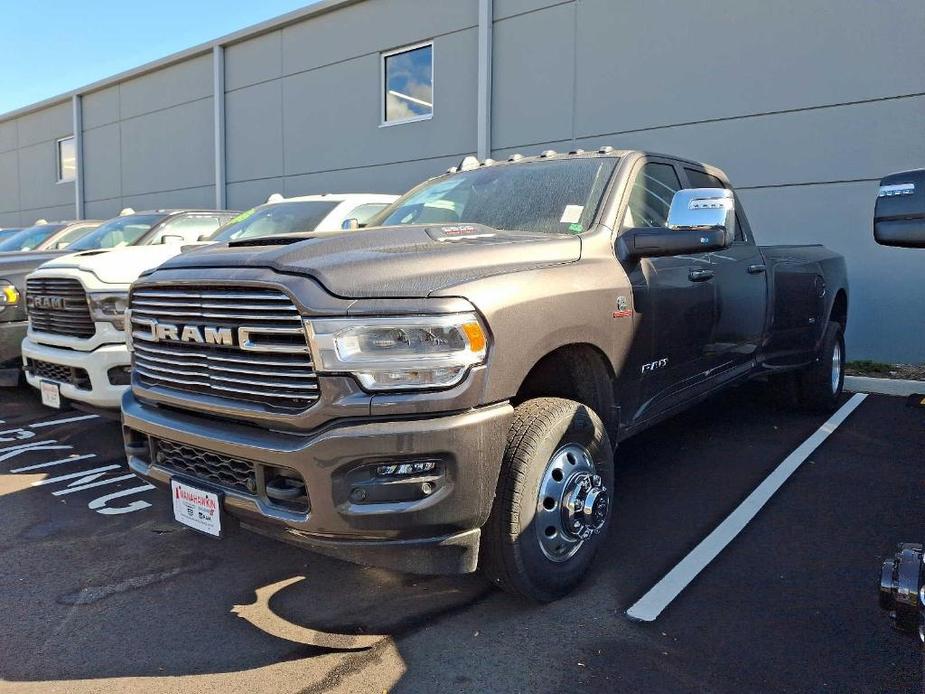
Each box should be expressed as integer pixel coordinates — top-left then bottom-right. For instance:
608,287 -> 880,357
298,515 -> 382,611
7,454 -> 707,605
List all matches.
622,162 -> 681,229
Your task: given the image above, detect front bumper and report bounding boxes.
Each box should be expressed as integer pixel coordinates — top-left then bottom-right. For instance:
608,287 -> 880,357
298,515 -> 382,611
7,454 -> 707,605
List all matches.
122,391 -> 513,574
22,338 -> 130,408
0,320 -> 27,366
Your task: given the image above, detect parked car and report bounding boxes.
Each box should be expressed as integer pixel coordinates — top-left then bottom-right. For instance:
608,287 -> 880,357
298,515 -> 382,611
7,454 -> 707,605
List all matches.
21,195 -> 395,410
19,210 -> 238,406
120,149 -> 848,601
0,220 -> 101,255
0,228 -> 23,243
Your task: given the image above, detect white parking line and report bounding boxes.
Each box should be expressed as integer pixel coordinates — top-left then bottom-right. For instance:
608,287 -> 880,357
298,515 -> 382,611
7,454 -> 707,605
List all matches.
28,414 -> 99,429
626,393 -> 868,623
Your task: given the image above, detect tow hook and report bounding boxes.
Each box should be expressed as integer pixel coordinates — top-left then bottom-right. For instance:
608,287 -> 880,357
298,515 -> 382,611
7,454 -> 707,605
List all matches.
879,543 -> 925,645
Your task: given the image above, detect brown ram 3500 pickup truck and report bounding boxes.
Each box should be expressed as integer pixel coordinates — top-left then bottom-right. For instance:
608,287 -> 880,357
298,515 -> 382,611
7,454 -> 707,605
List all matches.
122,149 -> 848,602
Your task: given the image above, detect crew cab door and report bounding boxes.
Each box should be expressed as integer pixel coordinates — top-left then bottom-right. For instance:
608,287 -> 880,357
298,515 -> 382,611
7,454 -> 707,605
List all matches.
681,167 -> 767,377
620,158 -> 716,422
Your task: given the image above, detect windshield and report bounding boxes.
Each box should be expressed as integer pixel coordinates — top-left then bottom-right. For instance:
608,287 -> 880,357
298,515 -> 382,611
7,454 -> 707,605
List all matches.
373,158 -> 618,234
68,214 -> 167,251
211,201 -> 340,241
0,224 -> 64,252
0,229 -> 22,243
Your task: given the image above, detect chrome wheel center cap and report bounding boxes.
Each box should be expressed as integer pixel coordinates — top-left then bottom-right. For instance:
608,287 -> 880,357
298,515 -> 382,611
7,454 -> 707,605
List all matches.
563,473 -> 609,540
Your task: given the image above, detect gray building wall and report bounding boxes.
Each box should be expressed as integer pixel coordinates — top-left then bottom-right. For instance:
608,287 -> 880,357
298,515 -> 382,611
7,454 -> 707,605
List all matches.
223,0 -> 478,210
0,102 -> 76,226
0,0 -> 922,361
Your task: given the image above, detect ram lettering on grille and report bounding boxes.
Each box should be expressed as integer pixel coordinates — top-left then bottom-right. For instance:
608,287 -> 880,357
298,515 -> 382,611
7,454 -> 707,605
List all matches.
129,286 -> 319,410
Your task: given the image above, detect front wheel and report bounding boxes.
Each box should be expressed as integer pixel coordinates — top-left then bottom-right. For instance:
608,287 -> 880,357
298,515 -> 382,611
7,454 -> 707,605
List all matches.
480,397 -> 614,602
795,322 -> 845,412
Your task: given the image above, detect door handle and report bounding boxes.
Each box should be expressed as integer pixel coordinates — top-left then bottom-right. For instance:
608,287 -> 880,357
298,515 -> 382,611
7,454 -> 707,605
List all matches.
747,264 -> 767,274
688,269 -> 715,282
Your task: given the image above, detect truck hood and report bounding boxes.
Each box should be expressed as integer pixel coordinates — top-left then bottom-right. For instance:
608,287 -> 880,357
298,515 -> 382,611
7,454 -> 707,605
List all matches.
42,245 -> 184,285
154,224 -> 582,298
0,250 -> 69,278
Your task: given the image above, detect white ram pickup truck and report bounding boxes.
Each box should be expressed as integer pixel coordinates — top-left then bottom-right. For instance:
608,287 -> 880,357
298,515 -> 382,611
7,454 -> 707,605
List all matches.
22,194 -> 397,410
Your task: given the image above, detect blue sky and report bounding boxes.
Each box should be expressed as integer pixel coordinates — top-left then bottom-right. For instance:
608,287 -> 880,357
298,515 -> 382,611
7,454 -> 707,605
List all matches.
1,0 -> 318,115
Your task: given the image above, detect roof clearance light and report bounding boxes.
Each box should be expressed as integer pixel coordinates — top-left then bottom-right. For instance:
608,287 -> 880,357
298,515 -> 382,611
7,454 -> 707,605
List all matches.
878,183 -> 915,198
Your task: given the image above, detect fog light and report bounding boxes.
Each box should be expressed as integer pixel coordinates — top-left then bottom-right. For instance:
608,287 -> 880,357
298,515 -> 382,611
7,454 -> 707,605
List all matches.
376,461 -> 437,477
108,365 -> 132,386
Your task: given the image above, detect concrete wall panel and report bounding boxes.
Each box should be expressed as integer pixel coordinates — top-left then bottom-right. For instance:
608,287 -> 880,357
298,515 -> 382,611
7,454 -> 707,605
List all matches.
0,211 -> 20,226
572,96 -> 925,188
85,199 -> 123,221
491,3 -> 575,149
82,123 -> 122,202
16,103 -> 71,148
20,203 -> 74,225
225,31 -> 283,91
83,85 -> 121,130
282,154 -> 457,198
18,142 -> 73,212
575,0 -> 925,138
122,185 -> 215,212
226,178 -> 285,211
0,120 -> 17,153
119,98 -> 214,197
494,0 -> 567,20
119,54 -> 213,120
0,151 -> 20,214
281,0 -> 476,76
226,81 -> 284,183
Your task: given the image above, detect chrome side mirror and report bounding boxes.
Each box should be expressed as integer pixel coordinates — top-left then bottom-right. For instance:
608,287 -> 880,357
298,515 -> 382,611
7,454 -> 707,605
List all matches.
874,169 -> 925,248
620,188 -> 735,260
342,218 -> 360,231
667,188 -> 735,233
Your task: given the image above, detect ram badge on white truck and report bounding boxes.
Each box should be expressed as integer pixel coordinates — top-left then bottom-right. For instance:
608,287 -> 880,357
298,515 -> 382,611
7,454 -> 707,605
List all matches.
22,194 -> 397,410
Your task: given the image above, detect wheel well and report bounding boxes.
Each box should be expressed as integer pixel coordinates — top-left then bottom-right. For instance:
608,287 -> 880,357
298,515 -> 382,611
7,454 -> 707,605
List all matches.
513,344 -> 617,435
830,289 -> 848,329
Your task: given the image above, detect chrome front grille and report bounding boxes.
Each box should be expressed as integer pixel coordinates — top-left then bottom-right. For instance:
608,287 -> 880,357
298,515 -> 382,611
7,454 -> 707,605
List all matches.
25,277 -> 95,338
129,286 -> 319,411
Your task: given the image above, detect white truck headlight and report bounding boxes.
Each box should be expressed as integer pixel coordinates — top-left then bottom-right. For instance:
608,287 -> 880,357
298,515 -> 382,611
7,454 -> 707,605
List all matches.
0,281 -> 19,309
307,313 -> 488,390
88,291 -> 130,330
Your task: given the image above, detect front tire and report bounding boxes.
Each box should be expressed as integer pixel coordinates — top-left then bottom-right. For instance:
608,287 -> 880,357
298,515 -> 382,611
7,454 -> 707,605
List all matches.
480,397 -> 614,602
795,322 -> 845,412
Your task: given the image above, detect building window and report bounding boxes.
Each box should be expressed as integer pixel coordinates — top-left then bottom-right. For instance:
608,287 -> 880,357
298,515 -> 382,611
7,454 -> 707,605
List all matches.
381,42 -> 433,125
56,136 -> 76,183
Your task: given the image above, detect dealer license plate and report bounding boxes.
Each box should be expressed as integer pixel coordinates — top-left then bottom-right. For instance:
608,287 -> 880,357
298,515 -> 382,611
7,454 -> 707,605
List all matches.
171,479 -> 223,537
40,380 -> 61,409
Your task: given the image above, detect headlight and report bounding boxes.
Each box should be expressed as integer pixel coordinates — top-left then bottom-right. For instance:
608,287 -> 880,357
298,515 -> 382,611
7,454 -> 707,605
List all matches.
0,281 -> 19,309
88,291 -> 130,330
307,313 -> 488,390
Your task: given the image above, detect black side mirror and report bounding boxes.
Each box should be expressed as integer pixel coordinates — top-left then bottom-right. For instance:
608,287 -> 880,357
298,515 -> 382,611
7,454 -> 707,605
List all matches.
874,169 -> 925,248
619,188 -> 735,259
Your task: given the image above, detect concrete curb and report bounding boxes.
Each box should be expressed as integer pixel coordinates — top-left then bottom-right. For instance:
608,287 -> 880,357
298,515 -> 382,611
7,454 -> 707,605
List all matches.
844,376 -> 925,397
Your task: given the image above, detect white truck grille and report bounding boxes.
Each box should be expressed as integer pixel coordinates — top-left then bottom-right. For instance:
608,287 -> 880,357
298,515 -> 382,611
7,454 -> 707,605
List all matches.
25,277 -> 95,338
129,286 -> 319,410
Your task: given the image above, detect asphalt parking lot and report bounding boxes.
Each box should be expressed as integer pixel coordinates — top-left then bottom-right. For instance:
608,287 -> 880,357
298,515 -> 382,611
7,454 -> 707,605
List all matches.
0,383 -> 922,693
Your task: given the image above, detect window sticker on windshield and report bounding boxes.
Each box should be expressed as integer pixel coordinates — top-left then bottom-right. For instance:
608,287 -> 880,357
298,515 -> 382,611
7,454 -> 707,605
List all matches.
229,208 -> 256,225
560,205 -> 584,224
568,223 -> 584,233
